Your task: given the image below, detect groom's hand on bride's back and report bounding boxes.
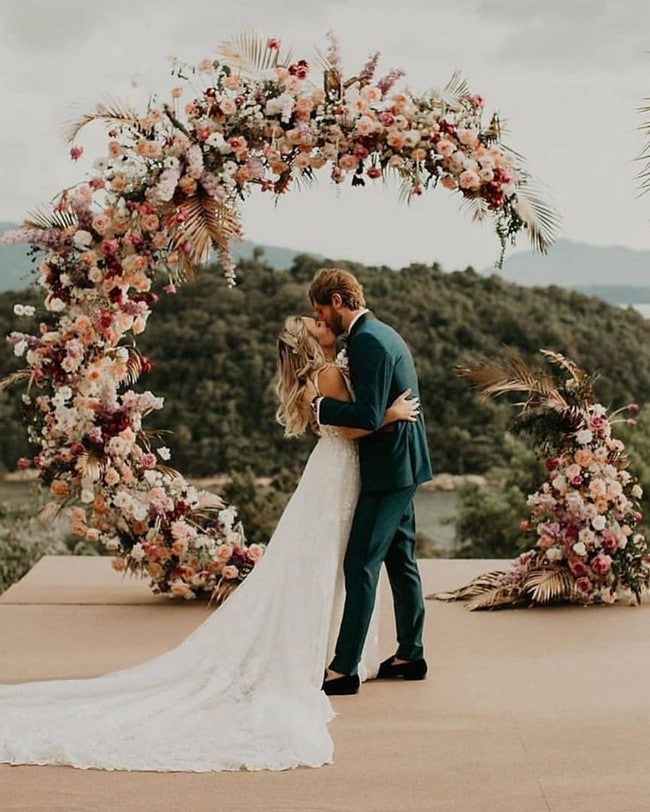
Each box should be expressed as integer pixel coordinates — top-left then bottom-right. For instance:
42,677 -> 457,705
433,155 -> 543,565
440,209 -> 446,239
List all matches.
303,379 -> 321,436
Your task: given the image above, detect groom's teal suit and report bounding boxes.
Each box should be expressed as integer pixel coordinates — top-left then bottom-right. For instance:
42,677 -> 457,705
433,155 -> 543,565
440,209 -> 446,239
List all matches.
319,312 -> 432,675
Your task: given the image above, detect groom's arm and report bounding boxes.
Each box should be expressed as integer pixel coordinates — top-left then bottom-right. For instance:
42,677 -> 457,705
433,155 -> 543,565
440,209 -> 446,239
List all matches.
318,333 -> 393,432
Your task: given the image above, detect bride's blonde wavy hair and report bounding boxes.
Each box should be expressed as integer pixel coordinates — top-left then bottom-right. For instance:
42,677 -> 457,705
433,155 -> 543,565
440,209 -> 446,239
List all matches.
276,316 -> 328,437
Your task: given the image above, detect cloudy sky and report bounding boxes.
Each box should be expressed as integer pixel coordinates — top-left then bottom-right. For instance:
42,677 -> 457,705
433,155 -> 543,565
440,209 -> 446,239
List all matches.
1,0 -> 649,271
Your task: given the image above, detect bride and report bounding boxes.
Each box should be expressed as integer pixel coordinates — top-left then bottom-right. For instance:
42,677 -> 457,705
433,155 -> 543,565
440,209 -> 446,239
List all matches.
0,315 -> 418,773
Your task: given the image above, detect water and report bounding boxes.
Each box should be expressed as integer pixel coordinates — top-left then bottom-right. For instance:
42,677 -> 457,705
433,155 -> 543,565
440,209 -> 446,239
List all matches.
0,479 -> 460,554
631,303 -> 650,319
414,489 -> 457,551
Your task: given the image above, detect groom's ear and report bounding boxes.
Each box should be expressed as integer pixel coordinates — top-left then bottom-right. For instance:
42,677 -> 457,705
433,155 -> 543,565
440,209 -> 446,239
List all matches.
331,293 -> 343,309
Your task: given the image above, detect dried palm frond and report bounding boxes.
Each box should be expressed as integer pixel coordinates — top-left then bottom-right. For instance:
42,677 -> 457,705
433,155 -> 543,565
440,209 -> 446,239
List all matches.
165,195 -> 241,276
442,71 -> 470,107
23,206 -> 78,231
0,369 -> 32,391
210,579 -> 239,607
457,349 -> 569,412
483,113 -> 503,145
511,173 -> 561,255
521,566 -> 579,604
431,569 -> 508,601
75,451 -> 106,482
464,588 -> 521,611
637,99 -> 650,196
217,32 -> 291,78
64,97 -> 141,143
539,349 -> 584,383
459,194 -> 489,223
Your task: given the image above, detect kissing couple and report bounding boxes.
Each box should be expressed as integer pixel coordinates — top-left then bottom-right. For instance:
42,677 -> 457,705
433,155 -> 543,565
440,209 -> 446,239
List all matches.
0,267 -> 433,772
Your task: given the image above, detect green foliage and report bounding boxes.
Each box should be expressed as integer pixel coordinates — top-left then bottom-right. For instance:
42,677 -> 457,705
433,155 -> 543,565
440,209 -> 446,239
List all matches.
0,501 -> 75,594
452,435 -> 545,559
222,467 -> 300,546
2,254 -> 650,480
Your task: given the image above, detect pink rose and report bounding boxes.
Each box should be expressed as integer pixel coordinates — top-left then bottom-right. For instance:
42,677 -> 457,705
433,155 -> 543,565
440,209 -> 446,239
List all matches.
575,576 -> 593,593
569,560 -> 588,578
16,457 -> 31,470
459,170 -> 480,191
247,544 -> 264,561
590,554 -> 612,575
141,453 -> 156,469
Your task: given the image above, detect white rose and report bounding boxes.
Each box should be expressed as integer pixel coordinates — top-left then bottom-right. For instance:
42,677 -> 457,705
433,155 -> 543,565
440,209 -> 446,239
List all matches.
575,429 -> 593,445
13,339 -> 27,357
144,469 -> 161,486
552,475 -> 567,492
130,542 -> 145,562
632,484 -> 643,499
157,446 -> 171,460
73,229 -> 93,248
13,304 -> 35,316
46,297 -> 66,313
572,541 -> 587,556
546,547 -> 563,562
591,515 -> 607,531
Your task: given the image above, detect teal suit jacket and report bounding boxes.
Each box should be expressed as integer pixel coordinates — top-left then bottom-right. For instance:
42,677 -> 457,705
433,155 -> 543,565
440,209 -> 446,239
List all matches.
319,313 -> 433,492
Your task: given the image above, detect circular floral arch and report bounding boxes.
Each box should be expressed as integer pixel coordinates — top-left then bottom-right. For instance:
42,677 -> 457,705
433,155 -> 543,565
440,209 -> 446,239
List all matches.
2,33 -> 558,600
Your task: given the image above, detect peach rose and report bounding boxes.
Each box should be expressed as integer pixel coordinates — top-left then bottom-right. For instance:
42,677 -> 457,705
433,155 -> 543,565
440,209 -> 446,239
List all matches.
141,213 -> 160,232
111,557 -> 126,572
436,139 -> 456,158
148,562 -> 164,579
221,565 -> 240,580
219,98 -> 237,116
574,448 -> 593,467
224,74 -> 241,90
172,539 -> 189,556
386,131 -> 405,150
339,154 -> 358,171
217,544 -> 233,561
360,86 -> 382,104
91,213 -> 112,235
50,479 -> 70,497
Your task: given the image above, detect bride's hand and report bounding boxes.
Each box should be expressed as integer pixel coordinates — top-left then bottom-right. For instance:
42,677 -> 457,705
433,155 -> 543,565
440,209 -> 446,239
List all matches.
388,389 -> 420,423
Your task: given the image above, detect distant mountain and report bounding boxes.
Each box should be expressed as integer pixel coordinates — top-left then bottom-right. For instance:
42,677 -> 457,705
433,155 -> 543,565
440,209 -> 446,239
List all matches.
485,239 -> 650,303
0,222 -> 320,293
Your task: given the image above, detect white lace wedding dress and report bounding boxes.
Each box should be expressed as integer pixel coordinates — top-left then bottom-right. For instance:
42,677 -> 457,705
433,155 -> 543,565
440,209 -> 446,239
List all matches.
0,429 -> 379,772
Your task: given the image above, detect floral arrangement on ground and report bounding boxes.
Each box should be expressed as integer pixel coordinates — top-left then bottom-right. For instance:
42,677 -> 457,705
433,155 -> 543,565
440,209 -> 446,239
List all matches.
0,33 -> 558,600
432,350 -> 650,609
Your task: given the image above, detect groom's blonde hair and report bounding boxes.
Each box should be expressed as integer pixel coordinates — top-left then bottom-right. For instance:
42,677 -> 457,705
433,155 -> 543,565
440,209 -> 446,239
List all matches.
308,268 -> 366,310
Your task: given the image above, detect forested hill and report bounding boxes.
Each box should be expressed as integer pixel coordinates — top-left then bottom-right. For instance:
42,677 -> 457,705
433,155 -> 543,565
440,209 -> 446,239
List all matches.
1,253 -> 649,477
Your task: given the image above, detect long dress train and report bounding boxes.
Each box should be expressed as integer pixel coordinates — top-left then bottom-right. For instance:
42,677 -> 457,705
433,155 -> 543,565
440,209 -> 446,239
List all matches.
0,429 -> 379,771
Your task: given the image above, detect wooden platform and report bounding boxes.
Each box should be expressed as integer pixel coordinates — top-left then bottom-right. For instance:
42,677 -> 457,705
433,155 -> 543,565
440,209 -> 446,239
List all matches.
1,556 -> 650,811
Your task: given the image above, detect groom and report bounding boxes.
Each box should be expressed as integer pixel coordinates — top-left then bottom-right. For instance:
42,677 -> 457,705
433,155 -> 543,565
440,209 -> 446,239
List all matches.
308,268 -> 433,696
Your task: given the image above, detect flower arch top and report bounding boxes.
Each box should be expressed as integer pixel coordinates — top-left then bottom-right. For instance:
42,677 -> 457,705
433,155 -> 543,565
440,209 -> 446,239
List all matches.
1,33 -> 558,599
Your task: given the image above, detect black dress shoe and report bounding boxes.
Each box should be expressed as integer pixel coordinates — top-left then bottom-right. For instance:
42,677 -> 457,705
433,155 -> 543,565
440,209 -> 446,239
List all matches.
322,674 -> 360,696
376,655 -> 428,681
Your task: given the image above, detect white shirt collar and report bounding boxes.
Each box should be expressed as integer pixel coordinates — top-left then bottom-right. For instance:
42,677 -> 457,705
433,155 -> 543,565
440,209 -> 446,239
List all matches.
346,308 -> 370,336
